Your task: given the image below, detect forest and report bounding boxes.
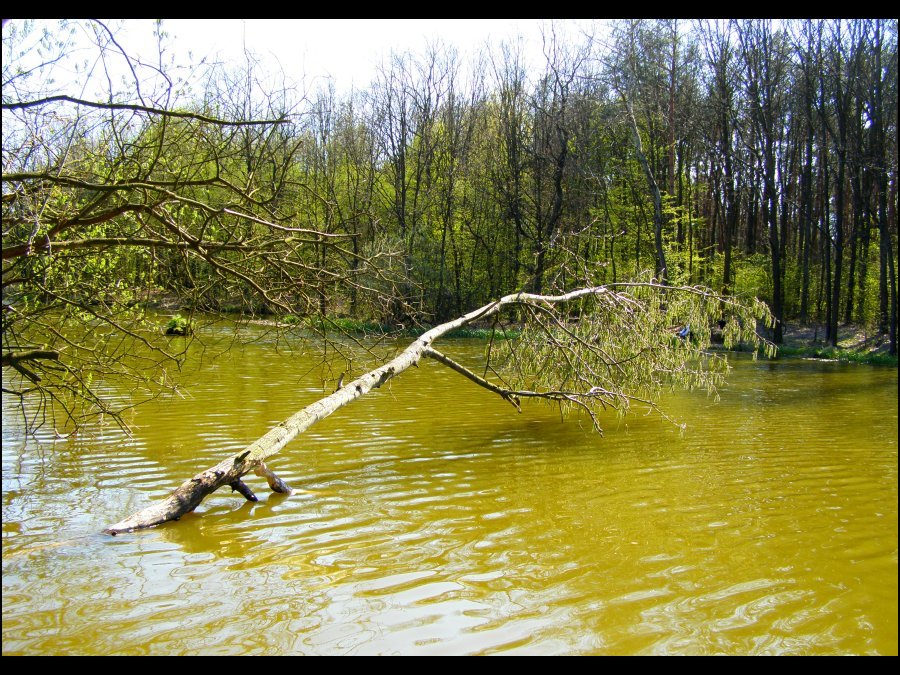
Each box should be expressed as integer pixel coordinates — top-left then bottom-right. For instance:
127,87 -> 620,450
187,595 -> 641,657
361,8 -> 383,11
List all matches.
2,20 -> 898,655
2,19 -> 898,428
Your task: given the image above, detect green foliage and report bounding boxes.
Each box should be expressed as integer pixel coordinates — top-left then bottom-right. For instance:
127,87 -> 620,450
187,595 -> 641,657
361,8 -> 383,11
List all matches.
732,254 -> 773,305
308,316 -> 395,336
4,19 -> 896,433
165,314 -> 193,336
492,280 -> 775,428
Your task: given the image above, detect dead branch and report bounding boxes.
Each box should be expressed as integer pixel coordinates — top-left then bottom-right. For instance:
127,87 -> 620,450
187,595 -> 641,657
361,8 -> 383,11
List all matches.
103,287 -> 610,534
103,283 -> 769,535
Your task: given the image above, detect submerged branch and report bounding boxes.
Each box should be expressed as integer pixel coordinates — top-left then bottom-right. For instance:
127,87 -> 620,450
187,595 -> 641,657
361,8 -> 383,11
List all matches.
104,284 -> 770,535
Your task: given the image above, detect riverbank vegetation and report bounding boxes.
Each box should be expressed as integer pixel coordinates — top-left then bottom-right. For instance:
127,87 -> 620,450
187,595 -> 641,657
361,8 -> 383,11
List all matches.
2,19 -> 898,431
777,324 -> 897,365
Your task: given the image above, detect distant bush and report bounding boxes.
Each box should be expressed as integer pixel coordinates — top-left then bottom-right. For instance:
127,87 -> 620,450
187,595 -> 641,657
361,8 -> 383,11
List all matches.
165,314 -> 193,336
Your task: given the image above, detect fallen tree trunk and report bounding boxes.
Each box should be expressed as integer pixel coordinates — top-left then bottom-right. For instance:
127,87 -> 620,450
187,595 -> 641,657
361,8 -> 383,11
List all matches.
105,289 -> 581,534
104,284 -> 771,535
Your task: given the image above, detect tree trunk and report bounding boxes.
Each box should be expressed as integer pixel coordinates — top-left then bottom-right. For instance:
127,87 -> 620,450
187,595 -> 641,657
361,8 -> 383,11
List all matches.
623,97 -> 668,283
104,287 -> 618,535
105,280 -> 773,535
799,122 -> 813,322
829,155 -> 844,346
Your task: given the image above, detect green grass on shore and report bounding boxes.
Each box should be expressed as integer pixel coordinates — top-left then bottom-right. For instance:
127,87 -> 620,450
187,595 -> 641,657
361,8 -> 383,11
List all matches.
774,344 -> 897,366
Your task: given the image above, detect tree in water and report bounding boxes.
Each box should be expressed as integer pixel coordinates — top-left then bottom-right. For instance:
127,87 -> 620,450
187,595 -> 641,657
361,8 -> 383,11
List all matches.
105,281 -> 773,534
1,21 -> 778,535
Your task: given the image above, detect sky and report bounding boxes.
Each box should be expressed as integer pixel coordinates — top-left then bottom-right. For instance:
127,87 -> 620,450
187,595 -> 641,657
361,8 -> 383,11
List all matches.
3,19 -> 599,114
123,19 -> 587,94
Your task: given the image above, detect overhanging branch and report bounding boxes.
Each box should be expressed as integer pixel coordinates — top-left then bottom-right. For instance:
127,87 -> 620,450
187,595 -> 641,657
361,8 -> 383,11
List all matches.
103,284 -> 771,535
2,349 -> 60,383
2,236 -> 254,260
2,95 -> 289,126
423,347 -> 522,411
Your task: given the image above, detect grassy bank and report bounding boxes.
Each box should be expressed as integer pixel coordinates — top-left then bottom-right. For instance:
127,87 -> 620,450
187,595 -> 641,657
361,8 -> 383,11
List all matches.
774,324 -> 897,366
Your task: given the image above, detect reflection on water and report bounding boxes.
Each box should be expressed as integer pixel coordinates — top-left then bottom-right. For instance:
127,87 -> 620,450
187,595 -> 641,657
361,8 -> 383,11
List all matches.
2,332 -> 898,655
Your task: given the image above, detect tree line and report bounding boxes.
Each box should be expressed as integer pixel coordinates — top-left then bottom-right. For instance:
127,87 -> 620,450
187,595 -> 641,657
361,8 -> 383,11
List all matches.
290,19 -> 894,350
2,19 -> 897,427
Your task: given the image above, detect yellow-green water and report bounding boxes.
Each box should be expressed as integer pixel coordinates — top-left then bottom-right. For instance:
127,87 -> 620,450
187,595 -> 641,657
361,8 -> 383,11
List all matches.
2,331 -> 897,655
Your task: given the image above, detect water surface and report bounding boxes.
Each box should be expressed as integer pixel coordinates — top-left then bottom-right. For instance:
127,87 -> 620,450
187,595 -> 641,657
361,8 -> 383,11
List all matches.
2,332 -> 897,655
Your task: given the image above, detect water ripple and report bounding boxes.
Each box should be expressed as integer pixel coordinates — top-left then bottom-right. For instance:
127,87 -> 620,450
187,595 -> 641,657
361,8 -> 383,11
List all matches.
3,343 -> 897,655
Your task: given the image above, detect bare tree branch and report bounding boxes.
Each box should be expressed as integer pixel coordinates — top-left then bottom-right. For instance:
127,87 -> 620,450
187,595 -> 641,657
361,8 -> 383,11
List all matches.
1,95 -> 288,126
103,283 -> 771,535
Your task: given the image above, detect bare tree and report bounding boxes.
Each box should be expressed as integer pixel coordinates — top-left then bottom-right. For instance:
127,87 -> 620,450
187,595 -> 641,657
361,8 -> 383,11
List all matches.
698,20 -> 740,297
2,20 -> 395,431
605,20 -> 671,284
735,20 -> 791,344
